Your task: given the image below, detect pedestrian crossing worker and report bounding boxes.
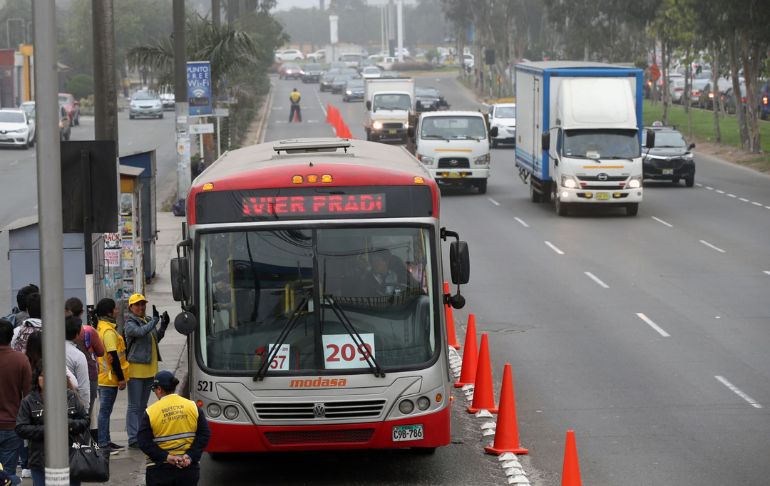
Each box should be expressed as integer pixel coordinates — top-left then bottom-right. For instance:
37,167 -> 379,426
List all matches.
289,88 -> 302,122
137,371 -> 210,486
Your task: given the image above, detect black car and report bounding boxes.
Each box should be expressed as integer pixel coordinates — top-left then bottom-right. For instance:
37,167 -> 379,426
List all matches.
415,87 -> 449,112
301,63 -> 323,83
642,126 -> 696,186
331,74 -> 358,94
343,79 -> 365,102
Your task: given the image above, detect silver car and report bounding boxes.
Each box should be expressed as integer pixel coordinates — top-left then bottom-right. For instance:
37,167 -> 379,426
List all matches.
129,91 -> 163,119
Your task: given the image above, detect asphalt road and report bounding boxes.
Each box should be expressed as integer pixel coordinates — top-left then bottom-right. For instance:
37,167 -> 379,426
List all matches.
0,108 -> 176,230
197,74 -> 770,486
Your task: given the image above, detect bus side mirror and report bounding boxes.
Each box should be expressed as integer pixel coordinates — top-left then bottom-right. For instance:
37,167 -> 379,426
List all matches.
450,240 -> 470,285
366,100 -> 372,110
645,130 -> 656,149
170,257 -> 190,302
174,311 -> 197,336
541,132 -> 550,151
489,126 -> 499,138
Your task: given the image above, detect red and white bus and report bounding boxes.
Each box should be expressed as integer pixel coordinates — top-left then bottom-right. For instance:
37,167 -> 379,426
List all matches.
170,138 -> 470,455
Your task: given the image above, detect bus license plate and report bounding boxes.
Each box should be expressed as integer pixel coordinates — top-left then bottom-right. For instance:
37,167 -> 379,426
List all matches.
662,169 -> 674,175
596,192 -> 610,200
392,424 -> 423,442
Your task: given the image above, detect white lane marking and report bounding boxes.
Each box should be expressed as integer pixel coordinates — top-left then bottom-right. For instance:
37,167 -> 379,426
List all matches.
728,193 -> 737,198
763,271 -> 770,276
765,206 -> 770,210
715,375 -> 763,409
651,216 -> 673,227
700,240 -> 726,253
739,197 -> 750,202
752,201 -> 762,207
544,241 -> 564,255
716,189 -> 725,194
695,183 -> 703,187
487,198 -> 500,206
706,186 -> 714,190
636,313 -> 670,337
584,272 -> 609,288
514,217 -> 529,228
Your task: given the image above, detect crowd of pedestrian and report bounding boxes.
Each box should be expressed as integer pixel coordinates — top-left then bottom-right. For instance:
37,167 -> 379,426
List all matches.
0,287 -> 209,486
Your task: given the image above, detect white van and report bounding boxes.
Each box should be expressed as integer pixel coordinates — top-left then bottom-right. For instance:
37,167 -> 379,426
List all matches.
412,111 -> 497,193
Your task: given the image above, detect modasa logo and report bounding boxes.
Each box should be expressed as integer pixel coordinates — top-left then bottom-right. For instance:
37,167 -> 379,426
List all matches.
289,377 -> 348,388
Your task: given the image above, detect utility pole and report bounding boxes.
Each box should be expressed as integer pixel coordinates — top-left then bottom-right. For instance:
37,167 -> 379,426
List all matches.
396,0 -> 404,62
92,0 -> 118,144
212,0 -> 221,28
33,1 -> 69,483
174,0 -> 191,202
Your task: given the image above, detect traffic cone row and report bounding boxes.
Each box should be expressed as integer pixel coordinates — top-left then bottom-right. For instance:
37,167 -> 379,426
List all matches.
451,310 -> 584,484
325,104 -> 354,139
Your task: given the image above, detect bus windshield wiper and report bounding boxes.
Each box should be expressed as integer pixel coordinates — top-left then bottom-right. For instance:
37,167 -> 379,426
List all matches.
253,294 -> 309,381
323,295 -> 385,378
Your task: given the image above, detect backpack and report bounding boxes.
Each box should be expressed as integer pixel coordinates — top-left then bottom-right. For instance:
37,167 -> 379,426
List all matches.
2,307 -> 20,327
12,319 -> 39,353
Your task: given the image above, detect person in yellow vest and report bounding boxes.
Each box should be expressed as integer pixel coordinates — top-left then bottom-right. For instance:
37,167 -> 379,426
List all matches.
94,298 -> 130,452
289,88 -> 302,122
137,371 -> 210,486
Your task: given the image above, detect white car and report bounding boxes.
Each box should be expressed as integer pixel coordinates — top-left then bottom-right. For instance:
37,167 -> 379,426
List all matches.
489,103 -> 516,148
275,49 -> 304,62
306,49 -> 325,61
463,54 -> 475,70
0,108 -> 35,148
361,66 -> 382,79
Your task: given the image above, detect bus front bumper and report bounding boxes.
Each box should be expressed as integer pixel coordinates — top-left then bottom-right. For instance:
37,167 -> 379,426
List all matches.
204,405 -> 450,452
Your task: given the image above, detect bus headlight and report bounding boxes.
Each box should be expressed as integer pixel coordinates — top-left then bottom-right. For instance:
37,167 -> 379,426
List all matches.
207,403 -> 222,418
223,405 -> 240,420
416,396 -> 430,411
398,399 -> 414,414
627,176 -> 642,189
372,121 -> 383,130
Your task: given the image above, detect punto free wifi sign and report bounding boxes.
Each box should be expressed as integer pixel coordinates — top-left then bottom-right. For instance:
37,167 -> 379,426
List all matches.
187,61 -> 212,116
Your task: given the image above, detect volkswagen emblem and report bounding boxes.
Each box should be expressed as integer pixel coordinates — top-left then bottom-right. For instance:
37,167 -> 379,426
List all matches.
597,173 -> 609,181
312,403 -> 326,418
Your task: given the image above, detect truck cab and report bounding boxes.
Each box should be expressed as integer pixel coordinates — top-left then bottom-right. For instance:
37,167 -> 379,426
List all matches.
364,78 -> 415,144
412,111 -> 497,194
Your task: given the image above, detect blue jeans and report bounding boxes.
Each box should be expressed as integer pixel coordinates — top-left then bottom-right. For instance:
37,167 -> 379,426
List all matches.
31,468 -> 80,486
0,429 -> 21,482
126,377 -> 153,444
97,386 -> 119,447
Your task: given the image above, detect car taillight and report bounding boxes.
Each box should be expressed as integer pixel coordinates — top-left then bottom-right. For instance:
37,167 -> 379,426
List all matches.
693,90 -> 701,97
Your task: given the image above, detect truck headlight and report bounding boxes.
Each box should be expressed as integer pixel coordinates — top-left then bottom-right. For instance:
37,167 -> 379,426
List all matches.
561,175 -> 579,189
346,90 -> 352,95
627,176 -> 642,189
417,154 -> 434,164
684,153 -> 694,160
473,153 -> 490,165
372,121 -> 383,130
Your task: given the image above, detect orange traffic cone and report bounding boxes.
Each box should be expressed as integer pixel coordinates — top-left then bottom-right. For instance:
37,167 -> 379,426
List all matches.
561,430 -> 582,486
342,123 -> 353,139
467,333 -> 497,413
484,363 -> 528,455
454,314 -> 478,388
444,282 -> 461,349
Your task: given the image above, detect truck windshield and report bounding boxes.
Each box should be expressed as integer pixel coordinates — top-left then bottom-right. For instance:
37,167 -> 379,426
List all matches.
563,129 -> 640,159
421,116 -> 487,140
373,94 -> 411,111
198,226 -> 436,375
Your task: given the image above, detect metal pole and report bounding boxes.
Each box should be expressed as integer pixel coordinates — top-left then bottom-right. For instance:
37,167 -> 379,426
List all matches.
174,0 -> 191,201
92,0 -> 118,144
396,0 -> 404,62
33,2 -> 69,484
216,116 -> 221,158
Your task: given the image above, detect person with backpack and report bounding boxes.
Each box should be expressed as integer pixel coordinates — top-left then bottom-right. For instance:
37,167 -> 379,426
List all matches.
124,294 -> 169,448
94,298 -> 129,452
3,285 -> 38,329
10,294 -> 41,354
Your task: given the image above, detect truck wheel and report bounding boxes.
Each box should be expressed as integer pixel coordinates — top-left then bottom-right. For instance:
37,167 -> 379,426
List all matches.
626,203 -> 639,216
685,174 -> 694,187
529,181 -> 542,203
477,180 -> 487,194
555,194 -> 569,216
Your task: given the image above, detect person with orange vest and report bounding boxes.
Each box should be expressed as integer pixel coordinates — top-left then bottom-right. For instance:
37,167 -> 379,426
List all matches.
137,371 -> 210,486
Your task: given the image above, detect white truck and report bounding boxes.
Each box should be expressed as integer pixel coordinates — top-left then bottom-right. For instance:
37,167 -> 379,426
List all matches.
364,78 -> 415,144
411,111 -> 497,194
515,61 -> 650,216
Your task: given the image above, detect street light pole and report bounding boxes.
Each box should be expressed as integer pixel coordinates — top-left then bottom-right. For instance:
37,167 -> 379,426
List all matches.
174,0 -> 191,203
33,1 -> 69,483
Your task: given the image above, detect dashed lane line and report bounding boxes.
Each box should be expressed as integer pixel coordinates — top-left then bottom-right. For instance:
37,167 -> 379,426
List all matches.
706,186 -> 714,190
487,198 -> 500,206
699,240 -> 726,253
514,217 -> 529,228
763,271 -> 770,276
715,375 -> 763,409
651,216 -> 673,227
584,272 -> 609,289
716,189 -> 725,194
636,313 -> 670,337
739,197 -> 750,202
752,201 -> 762,207
544,241 -> 564,255
728,193 -> 737,198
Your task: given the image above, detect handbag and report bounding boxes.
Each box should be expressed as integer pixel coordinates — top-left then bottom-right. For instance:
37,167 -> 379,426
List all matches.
69,431 -> 110,482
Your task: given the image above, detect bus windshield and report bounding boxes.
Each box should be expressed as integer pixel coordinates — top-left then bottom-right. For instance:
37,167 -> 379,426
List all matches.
198,226 -> 436,375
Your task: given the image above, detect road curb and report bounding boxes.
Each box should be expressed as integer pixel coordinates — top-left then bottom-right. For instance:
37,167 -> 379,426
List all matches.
256,81 -> 274,144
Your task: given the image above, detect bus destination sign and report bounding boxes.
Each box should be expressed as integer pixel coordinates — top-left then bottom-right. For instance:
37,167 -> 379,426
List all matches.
242,194 -> 385,217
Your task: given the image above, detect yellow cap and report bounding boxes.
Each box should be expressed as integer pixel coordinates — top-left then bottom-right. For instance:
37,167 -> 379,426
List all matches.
128,293 -> 148,306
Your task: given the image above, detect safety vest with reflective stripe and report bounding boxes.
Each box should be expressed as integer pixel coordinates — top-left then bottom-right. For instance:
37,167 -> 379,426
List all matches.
146,393 -> 199,458
96,319 -> 129,387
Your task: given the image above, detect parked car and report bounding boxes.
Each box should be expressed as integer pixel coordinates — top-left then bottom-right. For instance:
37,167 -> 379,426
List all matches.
343,79 -> 365,102
19,101 -> 70,140
306,49 -> 325,61
415,87 -> 449,112
489,102 -> 516,147
642,124 -> 695,187
339,53 -> 363,69
129,90 -> 163,119
361,66 -> 382,79
58,92 -> 80,126
0,108 -> 35,148
301,63 -> 324,83
275,49 -> 304,61
668,75 -> 685,104
689,79 -> 710,106
697,78 -> 731,110
278,62 -> 302,80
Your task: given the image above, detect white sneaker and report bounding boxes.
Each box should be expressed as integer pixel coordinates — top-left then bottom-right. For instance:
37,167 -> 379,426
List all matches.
21,469 -> 31,478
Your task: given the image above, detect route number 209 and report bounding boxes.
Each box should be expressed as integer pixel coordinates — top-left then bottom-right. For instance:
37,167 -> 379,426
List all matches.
322,333 -> 376,370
